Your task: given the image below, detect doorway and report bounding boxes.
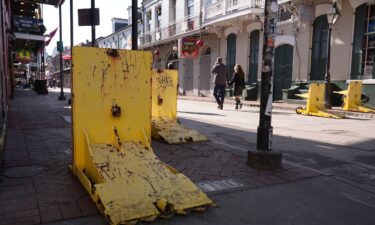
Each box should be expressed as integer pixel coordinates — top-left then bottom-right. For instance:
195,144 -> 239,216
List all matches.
274,44 -> 293,101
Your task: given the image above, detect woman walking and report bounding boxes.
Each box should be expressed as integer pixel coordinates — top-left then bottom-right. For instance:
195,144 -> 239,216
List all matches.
228,64 -> 245,110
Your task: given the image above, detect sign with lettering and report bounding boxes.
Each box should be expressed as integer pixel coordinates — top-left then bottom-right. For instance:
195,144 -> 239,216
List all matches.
179,37 -> 199,58
14,16 -> 42,32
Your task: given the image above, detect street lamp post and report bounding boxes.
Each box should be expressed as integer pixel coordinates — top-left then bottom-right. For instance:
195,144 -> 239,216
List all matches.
91,0 -> 96,47
247,0 -> 282,170
58,4 -> 66,101
324,2 -> 339,109
131,0 -> 138,50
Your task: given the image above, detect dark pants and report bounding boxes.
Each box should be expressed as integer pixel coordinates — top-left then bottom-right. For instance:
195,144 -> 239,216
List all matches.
213,84 -> 226,106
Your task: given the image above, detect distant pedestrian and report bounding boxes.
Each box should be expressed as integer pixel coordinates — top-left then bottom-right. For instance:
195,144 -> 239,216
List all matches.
52,79 -> 57,89
211,57 -> 228,110
228,64 -> 245,110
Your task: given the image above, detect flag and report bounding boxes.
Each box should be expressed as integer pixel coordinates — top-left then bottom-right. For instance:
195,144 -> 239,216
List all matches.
45,38 -> 52,46
48,28 -> 58,38
45,28 -> 58,47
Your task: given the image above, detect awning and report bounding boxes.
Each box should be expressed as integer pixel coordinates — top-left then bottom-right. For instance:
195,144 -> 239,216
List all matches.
14,32 -> 47,41
63,55 -> 71,60
22,0 -> 65,7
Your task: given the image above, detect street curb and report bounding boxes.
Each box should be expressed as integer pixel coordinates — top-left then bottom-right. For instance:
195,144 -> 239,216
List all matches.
178,96 -> 375,119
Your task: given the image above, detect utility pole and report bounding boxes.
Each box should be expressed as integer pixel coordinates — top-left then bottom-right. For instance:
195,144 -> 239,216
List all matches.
91,0 -> 96,47
131,0 -> 138,50
248,0 -> 282,170
324,2 -> 339,109
70,0 -> 73,49
58,4 -> 66,101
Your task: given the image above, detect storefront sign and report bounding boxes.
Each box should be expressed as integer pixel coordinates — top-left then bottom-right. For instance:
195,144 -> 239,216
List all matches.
179,37 -> 199,58
14,16 -> 42,32
15,49 -> 32,63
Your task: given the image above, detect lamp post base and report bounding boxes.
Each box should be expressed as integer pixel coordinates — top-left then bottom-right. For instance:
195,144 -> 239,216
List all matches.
247,150 -> 282,170
58,95 -> 66,101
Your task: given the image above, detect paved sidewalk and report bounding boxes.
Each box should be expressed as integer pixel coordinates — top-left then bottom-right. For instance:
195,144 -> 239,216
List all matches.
0,89 -> 323,225
178,95 -> 375,119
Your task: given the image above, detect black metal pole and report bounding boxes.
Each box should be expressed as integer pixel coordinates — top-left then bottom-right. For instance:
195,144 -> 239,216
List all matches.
91,0 -> 95,47
69,0 -> 73,103
257,0 -> 276,151
247,0 -> 282,170
70,0 -> 73,49
324,26 -> 332,109
131,0 -> 138,50
58,4 -> 66,100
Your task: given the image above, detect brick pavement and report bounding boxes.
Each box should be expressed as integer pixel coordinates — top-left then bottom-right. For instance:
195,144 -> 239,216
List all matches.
0,89 -> 322,225
0,90 -> 97,225
153,141 -> 321,189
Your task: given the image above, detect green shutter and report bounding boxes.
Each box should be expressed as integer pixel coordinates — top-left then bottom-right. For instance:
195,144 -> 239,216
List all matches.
351,4 -> 367,79
248,30 -> 260,84
227,34 -> 237,80
274,45 -> 293,101
310,15 -> 328,81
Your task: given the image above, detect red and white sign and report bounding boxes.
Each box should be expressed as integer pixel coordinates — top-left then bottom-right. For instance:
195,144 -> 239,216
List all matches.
178,37 -> 199,58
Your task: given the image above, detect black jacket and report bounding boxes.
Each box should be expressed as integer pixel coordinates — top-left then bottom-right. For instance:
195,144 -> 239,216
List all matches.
211,63 -> 228,85
228,72 -> 245,88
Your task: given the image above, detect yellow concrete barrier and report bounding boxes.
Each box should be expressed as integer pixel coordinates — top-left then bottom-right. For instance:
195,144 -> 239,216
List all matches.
72,47 -> 212,225
295,83 -> 342,119
335,80 -> 375,113
151,69 -> 207,144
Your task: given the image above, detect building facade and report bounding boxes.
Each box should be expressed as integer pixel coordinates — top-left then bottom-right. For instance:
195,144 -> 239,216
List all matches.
97,0 -> 375,105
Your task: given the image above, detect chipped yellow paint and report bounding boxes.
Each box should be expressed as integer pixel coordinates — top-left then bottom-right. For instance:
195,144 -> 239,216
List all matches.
72,47 -> 212,225
151,69 -> 207,144
334,80 -> 375,113
295,83 -> 342,119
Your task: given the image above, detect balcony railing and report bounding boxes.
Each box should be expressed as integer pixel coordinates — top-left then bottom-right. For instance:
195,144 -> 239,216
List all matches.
205,0 -> 264,20
139,0 -> 264,46
140,13 -> 201,46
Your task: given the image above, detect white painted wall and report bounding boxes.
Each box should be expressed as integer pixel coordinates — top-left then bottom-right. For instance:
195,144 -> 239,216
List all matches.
330,0 -> 354,80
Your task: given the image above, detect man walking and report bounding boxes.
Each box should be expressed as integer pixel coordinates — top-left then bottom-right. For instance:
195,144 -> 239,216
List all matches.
211,57 -> 227,109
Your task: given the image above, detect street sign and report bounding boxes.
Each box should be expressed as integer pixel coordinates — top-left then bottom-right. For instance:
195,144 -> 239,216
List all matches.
78,8 -> 100,26
14,16 -> 43,32
57,41 -> 63,52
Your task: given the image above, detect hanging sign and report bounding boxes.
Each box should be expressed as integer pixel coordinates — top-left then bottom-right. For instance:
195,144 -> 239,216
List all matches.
14,16 -> 43,32
178,37 -> 199,58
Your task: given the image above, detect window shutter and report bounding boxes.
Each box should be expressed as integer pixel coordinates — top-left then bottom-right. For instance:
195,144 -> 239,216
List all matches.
351,4 -> 366,79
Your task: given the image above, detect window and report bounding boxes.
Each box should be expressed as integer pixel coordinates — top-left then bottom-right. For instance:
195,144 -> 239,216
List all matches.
187,0 -> 194,16
248,30 -> 259,84
187,0 -> 194,30
351,4 -> 375,79
156,6 -> 161,28
310,15 -> 329,81
227,33 -> 237,80
146,10 -> 152,31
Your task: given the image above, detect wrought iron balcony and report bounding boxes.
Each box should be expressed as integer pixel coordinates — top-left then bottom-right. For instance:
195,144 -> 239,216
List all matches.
205,0 -> 264,21
139,13 -> 201,47
139,0 -> 264,47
